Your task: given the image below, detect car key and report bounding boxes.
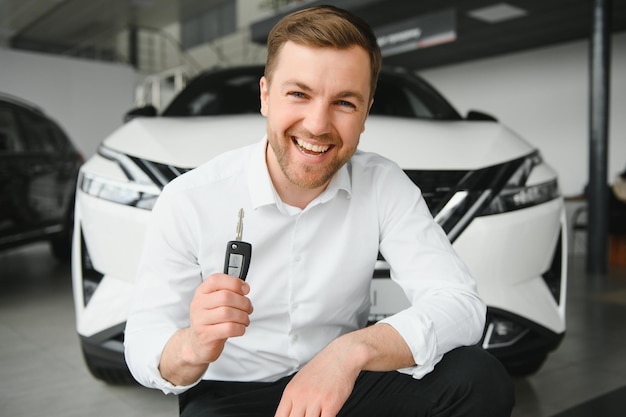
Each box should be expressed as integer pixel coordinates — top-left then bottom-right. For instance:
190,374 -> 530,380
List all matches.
223,208 -> 252,280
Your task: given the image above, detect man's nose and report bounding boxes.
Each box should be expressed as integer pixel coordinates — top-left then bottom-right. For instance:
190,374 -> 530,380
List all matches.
302,102 -> 331,137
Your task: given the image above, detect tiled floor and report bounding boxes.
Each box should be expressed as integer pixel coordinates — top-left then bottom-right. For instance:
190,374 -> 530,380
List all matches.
512,255 -> 626,416
0,243 -> 177,417
1,242 -> 625,416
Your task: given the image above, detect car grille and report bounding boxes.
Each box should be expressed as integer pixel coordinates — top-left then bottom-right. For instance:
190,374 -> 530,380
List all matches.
405,157 -> 526,243
131,156 -> 527,242
404,170 -> 468,216
131,157 -> 473,220
130,157 -> 192,188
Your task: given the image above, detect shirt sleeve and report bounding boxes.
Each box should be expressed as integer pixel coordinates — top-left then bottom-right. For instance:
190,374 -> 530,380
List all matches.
123,185 -> 204,395
375,161 -> 486,379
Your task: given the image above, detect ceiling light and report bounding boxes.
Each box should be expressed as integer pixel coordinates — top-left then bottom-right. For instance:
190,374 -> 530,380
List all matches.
468,3 -> 528,23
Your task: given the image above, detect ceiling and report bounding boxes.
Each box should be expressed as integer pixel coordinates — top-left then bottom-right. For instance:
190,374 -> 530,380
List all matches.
1,0 -> 625,70
0,0 -> 191,58
250,0 -> 626,70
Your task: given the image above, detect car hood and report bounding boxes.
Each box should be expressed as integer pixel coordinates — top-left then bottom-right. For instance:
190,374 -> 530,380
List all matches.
104,114 -> 534,170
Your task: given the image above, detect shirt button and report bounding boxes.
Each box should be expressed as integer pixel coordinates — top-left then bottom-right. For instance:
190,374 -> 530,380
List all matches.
294,255 -> 301,262
292,334 -> 299,342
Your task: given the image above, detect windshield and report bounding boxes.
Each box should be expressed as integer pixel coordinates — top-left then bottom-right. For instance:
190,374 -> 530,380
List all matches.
163,66 -> 461,120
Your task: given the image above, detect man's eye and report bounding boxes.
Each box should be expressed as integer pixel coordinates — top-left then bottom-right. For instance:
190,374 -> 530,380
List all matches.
289,92 -> 306,99
338,100 -> 356,109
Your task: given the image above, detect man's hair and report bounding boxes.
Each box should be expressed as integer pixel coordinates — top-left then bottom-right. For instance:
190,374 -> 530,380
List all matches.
265,5 -> 382,99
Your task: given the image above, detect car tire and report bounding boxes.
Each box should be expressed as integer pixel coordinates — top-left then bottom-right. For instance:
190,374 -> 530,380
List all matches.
502,353 -> 547,376
49,232 -> 71,261
50,200 -> 74,261
81,346 -> 136,385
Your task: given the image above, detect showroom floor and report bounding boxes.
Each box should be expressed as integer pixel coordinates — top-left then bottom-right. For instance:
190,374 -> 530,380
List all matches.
1,242 -> 626,417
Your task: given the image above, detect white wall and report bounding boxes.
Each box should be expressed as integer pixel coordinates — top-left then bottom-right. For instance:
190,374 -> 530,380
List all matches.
420,32 -> 626,197
0,48 -> 136,158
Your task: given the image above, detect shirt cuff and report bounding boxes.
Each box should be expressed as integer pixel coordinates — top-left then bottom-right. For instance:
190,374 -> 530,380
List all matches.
142,343 -> 204,395
377,310 -> 443,379
125,326 -> 203,395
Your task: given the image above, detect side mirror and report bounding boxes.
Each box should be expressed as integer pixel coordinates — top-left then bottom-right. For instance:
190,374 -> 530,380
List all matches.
124,105 -> 157,123
466,110 -> 498,122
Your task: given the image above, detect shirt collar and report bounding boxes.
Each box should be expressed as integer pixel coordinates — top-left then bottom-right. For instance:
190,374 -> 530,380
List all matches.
247,137 -> 276,209
247,137 -> 353,211
318,159 -> 352,205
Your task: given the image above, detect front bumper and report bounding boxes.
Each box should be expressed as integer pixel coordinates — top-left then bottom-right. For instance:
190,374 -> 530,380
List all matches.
71,190 -> 150,338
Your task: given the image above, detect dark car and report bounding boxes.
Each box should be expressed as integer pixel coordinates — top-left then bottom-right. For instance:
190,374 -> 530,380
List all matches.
0,93 -> 83,260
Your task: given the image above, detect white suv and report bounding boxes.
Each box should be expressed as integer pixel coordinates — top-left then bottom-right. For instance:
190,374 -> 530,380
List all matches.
72,65 -> 567,383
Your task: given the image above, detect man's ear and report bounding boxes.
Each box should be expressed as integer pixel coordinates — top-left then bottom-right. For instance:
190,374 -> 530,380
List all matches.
260,76 -> 269,117
362,98 -> 374,133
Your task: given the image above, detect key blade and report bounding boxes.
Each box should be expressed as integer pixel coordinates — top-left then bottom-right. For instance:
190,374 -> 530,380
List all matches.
235,208 -> 244,241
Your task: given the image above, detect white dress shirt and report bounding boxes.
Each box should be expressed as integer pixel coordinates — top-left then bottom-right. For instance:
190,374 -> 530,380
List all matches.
124,138 -> 486,395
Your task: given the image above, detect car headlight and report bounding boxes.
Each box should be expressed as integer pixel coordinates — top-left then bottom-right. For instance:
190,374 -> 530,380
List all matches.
479,152 -> 560,216
79,146 -> 162,210
420,151 -> 560,242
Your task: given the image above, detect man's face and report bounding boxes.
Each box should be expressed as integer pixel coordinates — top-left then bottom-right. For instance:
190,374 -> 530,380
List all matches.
260,41 -> 372,194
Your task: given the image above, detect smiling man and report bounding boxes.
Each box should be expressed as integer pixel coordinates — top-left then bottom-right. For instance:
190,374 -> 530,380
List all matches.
124,5 -> 514,417
262,41 -> 370,208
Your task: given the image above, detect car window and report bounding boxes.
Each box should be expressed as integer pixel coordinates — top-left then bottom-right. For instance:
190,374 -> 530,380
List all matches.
17,108 -> 62,152
371,73 -> 460,120
48,121 -> 73,153
0,106 -> 25,153
166,74 -> 261,116
163,67 -> 461,120
371,79 -> 430,118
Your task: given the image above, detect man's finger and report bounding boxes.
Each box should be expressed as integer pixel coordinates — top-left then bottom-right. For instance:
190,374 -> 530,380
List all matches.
198,272 -> 250,295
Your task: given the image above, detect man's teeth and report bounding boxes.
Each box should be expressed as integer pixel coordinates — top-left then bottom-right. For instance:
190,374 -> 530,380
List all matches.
295,138 -> 330,153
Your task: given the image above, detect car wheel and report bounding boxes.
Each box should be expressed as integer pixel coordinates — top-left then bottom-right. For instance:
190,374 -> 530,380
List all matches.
502,353 -> 547,377
49,231 -> 71,261
81,346 -> 136,385
50,201 -> 74,261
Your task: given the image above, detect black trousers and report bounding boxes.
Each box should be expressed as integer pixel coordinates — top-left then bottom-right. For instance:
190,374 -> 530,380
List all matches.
179,346 -> 514,417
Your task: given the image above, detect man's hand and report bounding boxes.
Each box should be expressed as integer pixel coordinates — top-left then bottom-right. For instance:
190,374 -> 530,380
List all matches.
188,273 -> 253,363
159,273 -> 253,386
274,338 -> 360,417
274,324 -> 415,417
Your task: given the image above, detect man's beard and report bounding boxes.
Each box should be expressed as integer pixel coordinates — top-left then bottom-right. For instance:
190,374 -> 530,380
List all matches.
268,129 -> 355,190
